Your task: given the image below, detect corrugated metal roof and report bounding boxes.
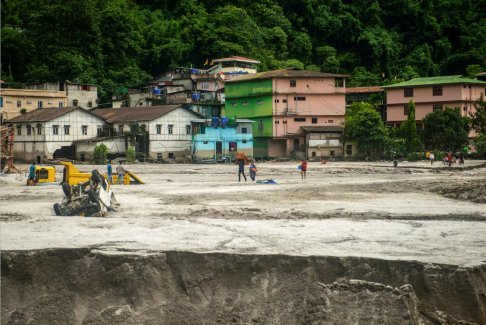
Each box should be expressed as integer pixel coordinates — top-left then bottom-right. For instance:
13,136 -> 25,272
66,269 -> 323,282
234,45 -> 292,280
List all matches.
92,105 -> 198,123
213,56 -> 260,64
7,107 -> 81,122
226,68 -> 348,83
346,86 -> 384,94
383,75 -> 486,88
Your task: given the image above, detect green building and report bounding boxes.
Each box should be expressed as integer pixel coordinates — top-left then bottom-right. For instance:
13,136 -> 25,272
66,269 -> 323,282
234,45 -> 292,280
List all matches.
224,68 -> 347,159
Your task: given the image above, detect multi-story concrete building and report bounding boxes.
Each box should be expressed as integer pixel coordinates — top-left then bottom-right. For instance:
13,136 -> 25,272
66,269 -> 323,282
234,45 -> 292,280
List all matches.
224,68 -> 347,158
0,88 -> 67,121
24,81 -> 98,109
384,75 -> 486,128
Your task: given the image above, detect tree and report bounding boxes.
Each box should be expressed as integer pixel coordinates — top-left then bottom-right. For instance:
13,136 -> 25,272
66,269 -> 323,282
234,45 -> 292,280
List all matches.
470,94 -> 486,134
345,102 -> 389,159
398,100 -> 422,152
422,107 -> 470,151
93,143 -> 109,164
474,133 -> 486,157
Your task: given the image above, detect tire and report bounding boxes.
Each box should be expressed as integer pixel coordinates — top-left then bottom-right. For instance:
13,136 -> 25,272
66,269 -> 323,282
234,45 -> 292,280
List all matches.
87,189 -> 100,207
70,203 -> 100,217
62,182 -> 72,198
91,170 -> 104,184
53,203 -> 63,216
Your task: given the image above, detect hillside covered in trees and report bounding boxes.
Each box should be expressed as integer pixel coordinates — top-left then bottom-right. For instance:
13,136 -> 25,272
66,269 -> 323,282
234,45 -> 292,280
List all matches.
2,0 -> 485,102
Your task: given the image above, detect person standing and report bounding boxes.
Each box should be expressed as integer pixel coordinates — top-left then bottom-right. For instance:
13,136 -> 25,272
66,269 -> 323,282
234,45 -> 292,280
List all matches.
238,159 -> 247,182
28,162 -> 36,185
429,152 -> 435,165
300,158 -> 308,179
447,152 -> 453,167
116,161 -> 126,185
425,151 -> 430,163
249,160 -> 257,182
107,160 -> 113,184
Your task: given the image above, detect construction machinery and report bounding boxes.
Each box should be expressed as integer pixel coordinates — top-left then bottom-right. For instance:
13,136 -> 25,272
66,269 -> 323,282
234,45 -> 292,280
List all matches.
60,161 -> 144,186
54,169 -> 118,217
26,165 -> 57,186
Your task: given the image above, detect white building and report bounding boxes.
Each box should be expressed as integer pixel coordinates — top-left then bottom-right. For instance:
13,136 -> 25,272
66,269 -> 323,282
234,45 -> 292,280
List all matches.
7,107 -> 106,162
93,105 -> 202,160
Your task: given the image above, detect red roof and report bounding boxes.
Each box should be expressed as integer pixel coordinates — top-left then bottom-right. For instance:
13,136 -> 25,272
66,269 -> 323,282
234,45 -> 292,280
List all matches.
7,107 -> 98,122
92,105 -> 201,123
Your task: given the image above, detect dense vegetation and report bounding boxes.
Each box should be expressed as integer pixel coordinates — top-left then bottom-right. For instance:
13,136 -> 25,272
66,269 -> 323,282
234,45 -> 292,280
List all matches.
2,0 -> 485,102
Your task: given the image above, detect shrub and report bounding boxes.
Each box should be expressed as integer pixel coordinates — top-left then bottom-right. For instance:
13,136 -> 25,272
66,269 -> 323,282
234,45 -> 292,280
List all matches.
474,133 -> 486,157
93,143 -> 108,164
126,145 -> 136,163
405,152 -> 424,162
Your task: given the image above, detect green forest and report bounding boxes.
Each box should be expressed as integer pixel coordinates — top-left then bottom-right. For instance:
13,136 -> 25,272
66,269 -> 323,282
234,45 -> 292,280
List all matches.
2,0 -> 485,102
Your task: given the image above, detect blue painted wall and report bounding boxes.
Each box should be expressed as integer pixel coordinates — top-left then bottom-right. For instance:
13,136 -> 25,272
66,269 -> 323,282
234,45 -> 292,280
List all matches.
192,122 -> 253,160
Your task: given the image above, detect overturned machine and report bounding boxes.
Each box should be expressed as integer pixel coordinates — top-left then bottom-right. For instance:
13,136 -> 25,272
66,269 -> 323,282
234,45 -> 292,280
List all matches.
54,169 -> 118,217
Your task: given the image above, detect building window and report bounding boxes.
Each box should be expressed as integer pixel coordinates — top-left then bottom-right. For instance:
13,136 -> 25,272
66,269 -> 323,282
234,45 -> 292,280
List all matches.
403,105 -> 409,115
463,107 -> 467,112
97,126 -> 103,136
312,151 -> 316,157
274,99 -> 280,103
275,120 -> 280,124
64,125 -> 70,135
17,100 -> 21,108
17,126 -> 21,136
433,104 -> 443,112
88,101 -> 93,108
282,99 -> 287,103
118,125 -> 124,134
290,80 -> 296,87
258,121 -> 264,131
201,82 -> 209,90
37,101 -> 43,108
53,125 -> 59,135
203,141 -> 208,144
168,152 -> 174,159
156,124 -> 162,134
433,86 -> 443,96
346,144 -> 353,155
283,120 -> 287,124
73,99 -> 78,106
242,140 -> 247,144
80,154 -> 85,162
294,118 -> 306,122
157,153 -> 162,161
59,101 -> 63,108
186,125 -> 191,134
168,124 -> 173,134
27,125 -> 32,135
328,119 -> 334,123
312,118 -> 318,124
81,125 -> 88,135
241,127 -> 248,134
37,125 -> 42,135
404,88 -> 413,97
294,96 -> 306,101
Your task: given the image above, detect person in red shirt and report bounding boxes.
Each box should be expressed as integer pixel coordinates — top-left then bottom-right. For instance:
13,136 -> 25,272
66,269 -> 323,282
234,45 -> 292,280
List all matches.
447,152 -> 453,167
300,159 -> 308,179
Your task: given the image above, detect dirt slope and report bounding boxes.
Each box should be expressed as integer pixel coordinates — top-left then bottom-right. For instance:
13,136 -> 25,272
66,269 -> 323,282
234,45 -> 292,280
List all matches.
2,249 -> 485,324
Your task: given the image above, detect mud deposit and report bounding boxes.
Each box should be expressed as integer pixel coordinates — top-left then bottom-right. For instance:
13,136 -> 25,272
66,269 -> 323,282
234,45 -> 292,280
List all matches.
1,249 -> 485,325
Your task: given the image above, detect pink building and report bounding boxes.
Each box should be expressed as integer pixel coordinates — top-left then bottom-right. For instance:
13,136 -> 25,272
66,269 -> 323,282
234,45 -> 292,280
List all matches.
225,69 -> 348,158
384,76 -> 486,132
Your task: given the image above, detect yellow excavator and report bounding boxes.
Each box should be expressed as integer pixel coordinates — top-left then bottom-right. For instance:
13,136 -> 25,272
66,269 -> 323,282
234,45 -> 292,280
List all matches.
60,161 -> 144,186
